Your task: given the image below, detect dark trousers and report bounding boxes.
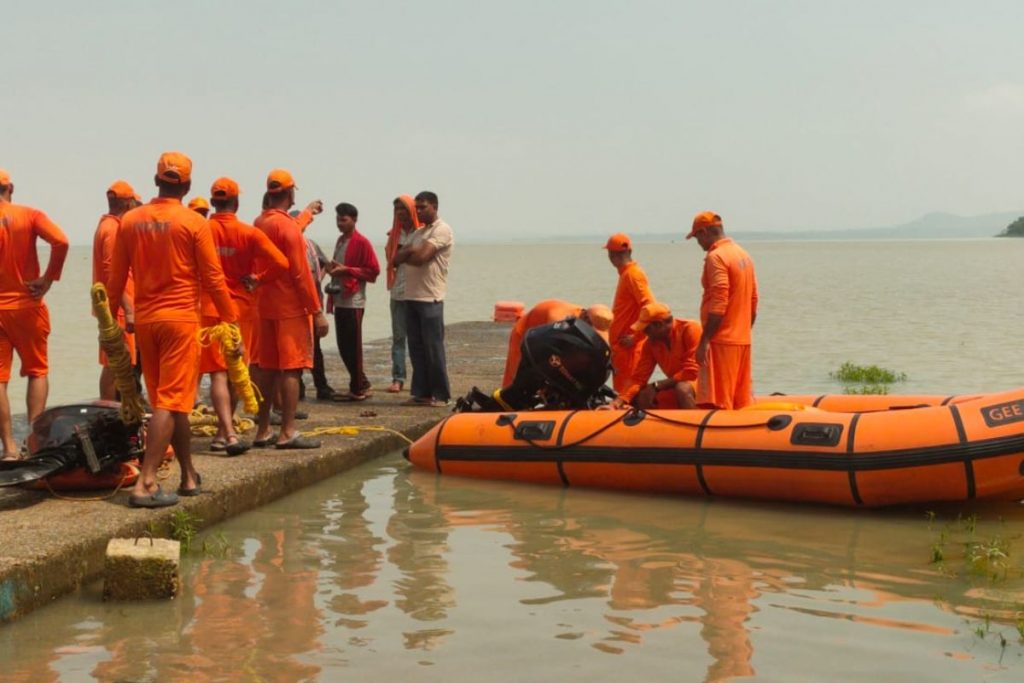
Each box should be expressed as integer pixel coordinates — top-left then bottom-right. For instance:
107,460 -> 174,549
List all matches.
406,300 -> 450,401
334,308 -> 370,394
312,334 -> 331,391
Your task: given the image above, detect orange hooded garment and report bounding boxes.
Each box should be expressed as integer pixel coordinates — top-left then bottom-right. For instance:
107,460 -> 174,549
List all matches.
384,195 -> 422,290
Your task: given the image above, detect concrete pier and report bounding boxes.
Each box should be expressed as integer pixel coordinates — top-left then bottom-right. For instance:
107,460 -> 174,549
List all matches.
0,321 -> 508,623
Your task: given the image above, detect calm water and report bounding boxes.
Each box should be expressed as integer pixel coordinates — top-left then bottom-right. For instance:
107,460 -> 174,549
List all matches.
9,238 -> 1024,408
1,454 -> 1022,681
2,239 -> 1023,682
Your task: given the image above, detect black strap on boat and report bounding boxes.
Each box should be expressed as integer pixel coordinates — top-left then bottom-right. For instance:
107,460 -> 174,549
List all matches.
694,410 -> 718,496
846,413 -> 863,506
812,395 -> 827,408
553,411 -> 578,486
433,416 -> 450,474
940,395 -> 956,406
949,404 -> 974,499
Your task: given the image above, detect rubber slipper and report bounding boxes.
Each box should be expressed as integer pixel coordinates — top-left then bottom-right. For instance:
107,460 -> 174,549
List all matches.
253,434 -> 278,448
129,486 -> 179,508
386,381 -> 403,393
177,472 -> 203,497
225,438 -> 251,456
402,397 -> 433,406
275,435 -> 321,450
209,439 -> 227,452
333,392 -> 369,402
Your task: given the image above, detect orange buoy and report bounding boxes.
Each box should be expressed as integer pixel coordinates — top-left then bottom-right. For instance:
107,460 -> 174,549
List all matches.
493,301 -> 525,323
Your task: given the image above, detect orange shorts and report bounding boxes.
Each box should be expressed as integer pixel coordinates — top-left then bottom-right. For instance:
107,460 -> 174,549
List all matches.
610,343 -> 642,393
98,312 -> 136,368
258,315 -> 313,371
235,298 -> 257,363
136,320 -> 200,413
199,315 -> 227,374
697,343 -> 753,410
0,305 -> 51,382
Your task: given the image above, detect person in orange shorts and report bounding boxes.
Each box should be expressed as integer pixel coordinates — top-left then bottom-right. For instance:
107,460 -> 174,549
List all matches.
0,169 -> 69,460
612,302 -> 701,410
252,169 -> 328,449
604,232 -> 655,393
687,211 -> 759,410
502,300 -> 613,387
188,196 -> 210,217
92,180 -> 138,401
107,152 -> 239,507
200,176 -> 288,456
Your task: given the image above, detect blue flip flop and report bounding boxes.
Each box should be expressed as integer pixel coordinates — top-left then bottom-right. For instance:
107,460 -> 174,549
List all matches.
129,486 -> 179,508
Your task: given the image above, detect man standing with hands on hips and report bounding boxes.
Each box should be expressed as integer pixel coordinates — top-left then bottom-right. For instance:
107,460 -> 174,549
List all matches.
687,211 -> 758,410
393,191 -> 453,407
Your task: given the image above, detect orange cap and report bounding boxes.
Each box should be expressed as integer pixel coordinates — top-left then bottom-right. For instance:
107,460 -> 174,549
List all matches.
188,197 -> 210,212
156,151 -> 192,184
631,302 -> 672,332
106,180 -> 136,199
266,168 -> 296,193
687,211 -> 722,239
132,193 -> 142,203
0,169 -> 10,186
210,176 -> 240,200
603,233 -> 632,252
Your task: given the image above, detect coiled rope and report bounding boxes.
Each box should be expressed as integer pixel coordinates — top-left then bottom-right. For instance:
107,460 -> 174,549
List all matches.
90,283 -> 144,424
198,322 -> 263,415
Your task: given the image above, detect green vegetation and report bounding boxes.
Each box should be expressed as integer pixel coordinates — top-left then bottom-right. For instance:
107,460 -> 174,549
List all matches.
169,509 -> 201,553
997,216 -> 1024,237
830,362 -> 907,395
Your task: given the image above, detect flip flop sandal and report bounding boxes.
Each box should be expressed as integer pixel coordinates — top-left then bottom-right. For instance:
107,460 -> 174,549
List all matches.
225,439 -> 251,457
386,381 -> 404,393
177,472 -> 203,497
401,397 -> 433,406
275,435 -> 321,450
253,434 -> 278,448
129,486 -> 179,508
209,439 -> 228,452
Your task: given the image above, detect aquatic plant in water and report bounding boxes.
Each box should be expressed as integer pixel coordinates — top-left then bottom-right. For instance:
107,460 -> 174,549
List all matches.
830,362 -> 907,395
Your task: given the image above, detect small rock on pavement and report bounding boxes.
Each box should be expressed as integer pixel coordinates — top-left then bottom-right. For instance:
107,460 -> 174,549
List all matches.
103,537 -> 181,601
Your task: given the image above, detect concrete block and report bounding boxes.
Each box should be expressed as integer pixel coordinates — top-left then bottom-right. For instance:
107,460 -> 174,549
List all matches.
103,538 -> 180,601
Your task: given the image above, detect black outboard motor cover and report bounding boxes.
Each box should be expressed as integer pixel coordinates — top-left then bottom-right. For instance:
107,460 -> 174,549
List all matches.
456,317 -> 613,412
0,402 -> 143,487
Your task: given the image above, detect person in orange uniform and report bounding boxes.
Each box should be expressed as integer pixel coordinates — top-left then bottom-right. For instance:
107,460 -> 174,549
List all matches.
687,211 -> 758,410
92,180 -> 138,401
252,169 -> 328,449
200,177 -> 289,455
612,302 -> 701,410
188,196 -> 210,218
605,233 -> 655,393
0,169 -> 69,460
501,300 -> 614,387
107,152 -> 239,507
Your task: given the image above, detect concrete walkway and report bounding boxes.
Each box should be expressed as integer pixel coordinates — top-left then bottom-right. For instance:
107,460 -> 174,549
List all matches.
0,321 -> 508,623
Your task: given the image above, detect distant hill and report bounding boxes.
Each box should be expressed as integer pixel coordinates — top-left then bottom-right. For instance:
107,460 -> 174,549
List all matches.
485,211 -> 1024,244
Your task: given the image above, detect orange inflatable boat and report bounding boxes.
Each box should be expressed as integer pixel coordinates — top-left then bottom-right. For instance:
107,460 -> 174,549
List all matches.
405,389 -> 1024,507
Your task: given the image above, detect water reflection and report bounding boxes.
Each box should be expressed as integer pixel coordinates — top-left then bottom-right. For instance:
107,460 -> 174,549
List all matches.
1,455 -> 1022,681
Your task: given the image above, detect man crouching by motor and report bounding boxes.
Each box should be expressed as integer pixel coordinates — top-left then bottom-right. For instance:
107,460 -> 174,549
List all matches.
612,302 -> 701,411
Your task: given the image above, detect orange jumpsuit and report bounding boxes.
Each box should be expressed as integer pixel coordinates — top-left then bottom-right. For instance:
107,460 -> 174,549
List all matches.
610,261 -> 654,392
502,299 -> 583,386
107,198 -> 237,413
92,214 -> 136,366
620,318 -> 702,407
0,203 -> 68,382
253,208 -> 321,371
697,238 -> 758,409
199,212 -> 288,372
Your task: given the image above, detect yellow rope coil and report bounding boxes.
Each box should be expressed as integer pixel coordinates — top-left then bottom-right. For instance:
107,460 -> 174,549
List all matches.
198,322 -> 262,415
300,425 -> 414,445
91,283 -> 144,424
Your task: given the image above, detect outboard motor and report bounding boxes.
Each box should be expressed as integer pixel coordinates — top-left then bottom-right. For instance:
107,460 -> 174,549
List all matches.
0,402 -> 143,487
456,317 -> 614,412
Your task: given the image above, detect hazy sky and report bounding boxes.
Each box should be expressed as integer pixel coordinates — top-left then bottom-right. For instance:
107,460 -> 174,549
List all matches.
4,1 -> 1023,245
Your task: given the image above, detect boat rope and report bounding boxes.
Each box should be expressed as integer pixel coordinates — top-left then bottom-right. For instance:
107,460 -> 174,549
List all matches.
197,322 -> 263,415
300,425 -> 415,445
90,283 -> 144,424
